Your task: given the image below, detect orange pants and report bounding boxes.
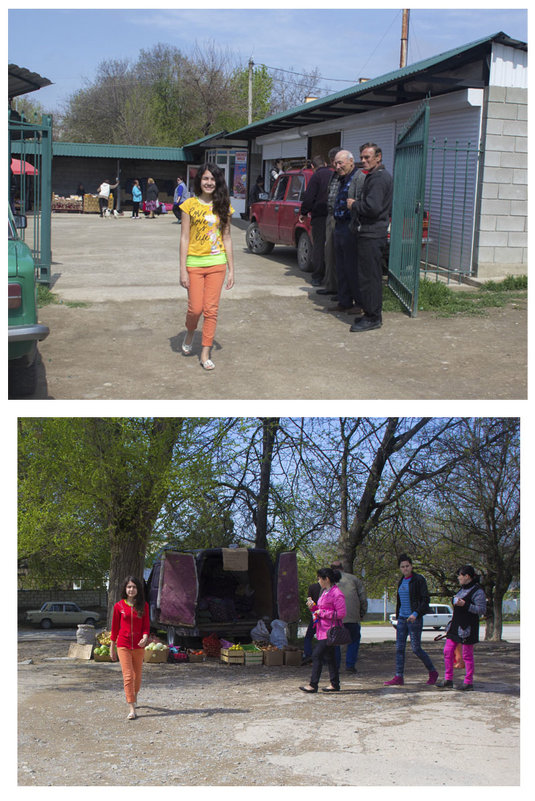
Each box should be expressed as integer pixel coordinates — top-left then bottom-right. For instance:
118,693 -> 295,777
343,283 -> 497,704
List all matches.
117,647 -> 145,704
185,263 -> 227,347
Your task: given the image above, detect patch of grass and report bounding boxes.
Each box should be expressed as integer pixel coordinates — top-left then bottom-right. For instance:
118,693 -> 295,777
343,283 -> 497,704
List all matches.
37,285 -> 89,309
383,275 -> 527,317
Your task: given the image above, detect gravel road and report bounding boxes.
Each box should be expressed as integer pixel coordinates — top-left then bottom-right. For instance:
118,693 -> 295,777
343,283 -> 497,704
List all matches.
18,636 -> 520,787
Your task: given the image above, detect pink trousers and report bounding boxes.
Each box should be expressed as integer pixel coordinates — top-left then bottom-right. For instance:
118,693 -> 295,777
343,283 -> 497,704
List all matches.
185,264 -> 227,347
444,638 -> 475,684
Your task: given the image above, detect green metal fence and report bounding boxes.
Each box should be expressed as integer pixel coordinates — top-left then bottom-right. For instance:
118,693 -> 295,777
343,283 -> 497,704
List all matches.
388,102 -> 429,316
9,110 -> 53,284
421,137 -> 483,282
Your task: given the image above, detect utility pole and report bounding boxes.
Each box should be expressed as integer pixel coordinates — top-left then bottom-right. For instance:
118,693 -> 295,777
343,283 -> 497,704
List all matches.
400,9 -> 410,68
248,58 -> 254,124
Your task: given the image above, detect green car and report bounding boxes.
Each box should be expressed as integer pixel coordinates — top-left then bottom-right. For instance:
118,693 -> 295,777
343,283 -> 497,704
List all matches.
8,207 -> 49,395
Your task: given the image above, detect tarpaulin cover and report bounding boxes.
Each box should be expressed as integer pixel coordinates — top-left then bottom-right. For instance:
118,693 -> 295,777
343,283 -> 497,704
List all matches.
158,551 -> 198,626
276,552 -> 300,623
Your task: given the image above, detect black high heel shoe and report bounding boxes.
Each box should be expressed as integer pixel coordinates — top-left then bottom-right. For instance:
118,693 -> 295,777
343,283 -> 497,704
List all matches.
299,686 -> 317,693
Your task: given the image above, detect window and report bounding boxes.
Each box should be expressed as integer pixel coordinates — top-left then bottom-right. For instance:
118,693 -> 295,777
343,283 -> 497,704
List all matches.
272,176 -> 289,201
287,175 -> 305,201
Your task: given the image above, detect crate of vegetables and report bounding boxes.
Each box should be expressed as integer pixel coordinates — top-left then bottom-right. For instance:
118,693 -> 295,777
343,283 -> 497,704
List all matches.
242,644 -> 263,666
144,642 -> 169,663
220,645 -> 244,664
93,644 -> 112,662
187,649 -> 206,663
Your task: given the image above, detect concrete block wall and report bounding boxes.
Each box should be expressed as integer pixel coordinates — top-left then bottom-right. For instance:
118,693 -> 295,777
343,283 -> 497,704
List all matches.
476,86 -> 527,277
18,589 -> 107,622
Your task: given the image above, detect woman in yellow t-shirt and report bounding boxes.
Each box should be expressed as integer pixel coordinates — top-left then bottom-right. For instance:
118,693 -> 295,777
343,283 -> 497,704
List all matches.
179,164 -> 235,370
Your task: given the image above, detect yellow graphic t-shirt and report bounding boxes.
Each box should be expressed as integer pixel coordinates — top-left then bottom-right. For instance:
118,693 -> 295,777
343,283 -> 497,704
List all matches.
181,196 -> 234,266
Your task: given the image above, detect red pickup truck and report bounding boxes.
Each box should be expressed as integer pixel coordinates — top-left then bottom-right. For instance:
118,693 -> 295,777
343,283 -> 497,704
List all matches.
246,169 -> 314,271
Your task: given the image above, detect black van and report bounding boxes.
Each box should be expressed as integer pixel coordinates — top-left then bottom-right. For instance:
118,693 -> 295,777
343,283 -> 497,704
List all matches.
147,547 -> 300,645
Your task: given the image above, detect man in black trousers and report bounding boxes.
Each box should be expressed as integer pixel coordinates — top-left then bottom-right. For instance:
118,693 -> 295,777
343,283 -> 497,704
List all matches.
347,143 -> 393,332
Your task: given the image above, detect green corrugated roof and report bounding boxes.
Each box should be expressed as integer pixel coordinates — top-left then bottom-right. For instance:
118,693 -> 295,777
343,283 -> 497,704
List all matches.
226,31 -> 526,139
53,142 -> 190,161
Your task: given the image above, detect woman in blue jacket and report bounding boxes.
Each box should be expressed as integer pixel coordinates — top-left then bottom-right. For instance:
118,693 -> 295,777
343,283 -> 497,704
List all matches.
131,179 -> 142,219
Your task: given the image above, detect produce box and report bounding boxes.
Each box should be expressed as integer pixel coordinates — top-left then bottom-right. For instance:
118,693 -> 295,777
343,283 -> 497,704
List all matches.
144,646 -> 169,663
68,643 -> 94,660
93,651 -> 113,662
220,647 -> 244,665
283,648 -> 302,666
263,648 -> 283,666
244,648 -> 263,666
187,650 -> 205,663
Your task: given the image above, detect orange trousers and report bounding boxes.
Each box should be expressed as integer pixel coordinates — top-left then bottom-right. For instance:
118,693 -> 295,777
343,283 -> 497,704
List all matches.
185,263 -> 227,347
117,647 -> 145,704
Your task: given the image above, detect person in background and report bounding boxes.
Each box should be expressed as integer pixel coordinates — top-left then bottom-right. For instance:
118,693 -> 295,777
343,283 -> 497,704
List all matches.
330,560 -> 367,673
299,567 -> 347,694
298,155 -> 333,287
179,163 -> 235,371
316,146 -> 342,298
384,553 -> 438,687
110,575 -> 150,720
145,178 -> 159,218
329,150 -> 361,314
301,578 -> 322,665
436,565 -> 487,691
172,176 -> 187,223
348,142 -> 393,333
131,179 -> 142,219
249,175 -> 266,205
270,159 -> 283,187
97,177 -> 119,217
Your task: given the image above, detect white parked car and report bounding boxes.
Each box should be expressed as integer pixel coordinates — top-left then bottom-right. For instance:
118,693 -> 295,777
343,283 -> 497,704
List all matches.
26,601 -> 100,629
389,604 -> 453,630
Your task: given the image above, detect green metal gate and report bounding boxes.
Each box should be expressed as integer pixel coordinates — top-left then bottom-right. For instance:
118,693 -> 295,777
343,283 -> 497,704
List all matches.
388,101 -> 430,316
9,110 -> 53,284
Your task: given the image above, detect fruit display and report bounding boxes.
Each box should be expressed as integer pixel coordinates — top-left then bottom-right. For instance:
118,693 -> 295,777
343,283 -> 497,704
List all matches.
96,630 -> 112,646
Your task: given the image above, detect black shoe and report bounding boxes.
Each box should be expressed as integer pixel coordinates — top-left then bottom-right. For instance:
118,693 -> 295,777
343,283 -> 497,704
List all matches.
299,686 -> 317,693
345,666 -> 357,674
301,657 -> 312,666
349,317 -> 382,333
457,683 -> 474,691
322,686 -> 340,692
311,279 -> 323,286
435,679 -> 454,689
316,288 -> 335,295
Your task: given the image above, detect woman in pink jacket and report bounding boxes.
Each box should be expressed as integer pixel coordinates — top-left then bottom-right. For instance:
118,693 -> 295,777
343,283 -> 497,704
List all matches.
299,567 -> 347,693
110,576 -> 150,720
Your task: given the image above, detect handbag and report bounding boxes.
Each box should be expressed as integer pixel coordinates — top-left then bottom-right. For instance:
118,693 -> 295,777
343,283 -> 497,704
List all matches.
326,611 -> 351,646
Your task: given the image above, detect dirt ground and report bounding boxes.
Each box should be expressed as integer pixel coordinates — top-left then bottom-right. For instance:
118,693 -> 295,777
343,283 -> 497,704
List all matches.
18,635 -> 520,787
18,213 -> 527,400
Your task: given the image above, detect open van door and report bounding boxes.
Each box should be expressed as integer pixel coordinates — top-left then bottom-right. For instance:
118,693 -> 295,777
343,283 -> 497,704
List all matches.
275,551 -> 300,622
158,551 -> 198,627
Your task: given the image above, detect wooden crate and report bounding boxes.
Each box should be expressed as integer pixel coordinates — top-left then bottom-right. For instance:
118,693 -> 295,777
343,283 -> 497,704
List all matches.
262,649 -> 283,666
244,650 -> 263,666
144,648 -> 169,663
220,648 -> 244,665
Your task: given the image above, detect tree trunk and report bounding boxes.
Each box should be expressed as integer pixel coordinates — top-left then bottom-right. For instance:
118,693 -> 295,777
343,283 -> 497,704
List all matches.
255,418 -> 280,549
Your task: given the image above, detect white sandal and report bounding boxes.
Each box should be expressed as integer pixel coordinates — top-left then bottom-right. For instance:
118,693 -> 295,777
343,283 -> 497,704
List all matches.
201,359 -> 215,371
181,336 -> 194,355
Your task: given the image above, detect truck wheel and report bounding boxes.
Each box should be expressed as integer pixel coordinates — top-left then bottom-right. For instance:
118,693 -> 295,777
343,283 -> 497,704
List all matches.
297,231 -> 313,272
40,618 -> 52,630
245,222 -> 275,255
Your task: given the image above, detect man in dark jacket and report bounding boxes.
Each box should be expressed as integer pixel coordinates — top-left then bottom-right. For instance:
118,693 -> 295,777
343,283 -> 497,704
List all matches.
348,142 -> 393,332
384,553 -> 438,687
299,155 -> 333,285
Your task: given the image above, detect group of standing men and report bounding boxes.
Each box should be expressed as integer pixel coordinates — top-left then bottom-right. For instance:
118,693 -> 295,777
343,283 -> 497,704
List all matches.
299,144 -> 393,333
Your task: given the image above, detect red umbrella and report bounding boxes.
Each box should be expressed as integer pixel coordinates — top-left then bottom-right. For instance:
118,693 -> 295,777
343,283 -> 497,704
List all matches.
11,157 -> 38,176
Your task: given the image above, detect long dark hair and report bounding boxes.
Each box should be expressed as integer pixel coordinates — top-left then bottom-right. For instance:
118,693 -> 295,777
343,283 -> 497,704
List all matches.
121,575 -> 145,616
317,567 -> 341,585
194,162 -> 231,230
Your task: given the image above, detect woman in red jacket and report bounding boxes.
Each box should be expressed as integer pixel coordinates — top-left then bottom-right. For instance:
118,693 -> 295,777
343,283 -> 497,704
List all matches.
110,576 -> 150,720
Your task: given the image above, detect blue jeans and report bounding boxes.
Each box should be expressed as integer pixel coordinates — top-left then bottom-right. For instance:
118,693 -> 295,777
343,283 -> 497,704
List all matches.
334,622 -> 361,669
395,617 -> 436,677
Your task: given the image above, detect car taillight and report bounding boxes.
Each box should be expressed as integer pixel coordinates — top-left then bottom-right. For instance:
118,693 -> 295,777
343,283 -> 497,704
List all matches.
9,283 -> 22,310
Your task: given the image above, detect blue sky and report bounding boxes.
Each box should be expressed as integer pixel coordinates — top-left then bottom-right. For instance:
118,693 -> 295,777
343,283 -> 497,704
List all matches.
8,4 -> 528,112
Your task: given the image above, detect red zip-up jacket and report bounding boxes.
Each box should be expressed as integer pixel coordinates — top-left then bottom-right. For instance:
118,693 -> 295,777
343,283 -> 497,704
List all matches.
110,599 -> 150,650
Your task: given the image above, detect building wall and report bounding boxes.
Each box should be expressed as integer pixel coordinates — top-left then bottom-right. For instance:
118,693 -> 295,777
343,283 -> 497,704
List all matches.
475,86 -> 527,277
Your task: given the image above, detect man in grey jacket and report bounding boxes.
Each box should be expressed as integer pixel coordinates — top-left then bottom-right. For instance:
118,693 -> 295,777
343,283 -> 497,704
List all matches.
331,560 -> 368,673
